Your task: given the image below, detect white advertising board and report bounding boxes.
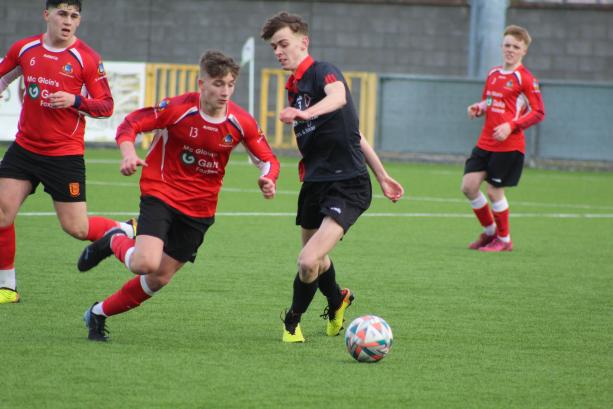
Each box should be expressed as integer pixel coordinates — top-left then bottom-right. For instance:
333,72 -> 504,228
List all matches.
0,61 -> 147,143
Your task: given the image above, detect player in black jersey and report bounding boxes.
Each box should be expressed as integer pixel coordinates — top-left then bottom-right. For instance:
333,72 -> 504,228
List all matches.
261,12 -> 405,343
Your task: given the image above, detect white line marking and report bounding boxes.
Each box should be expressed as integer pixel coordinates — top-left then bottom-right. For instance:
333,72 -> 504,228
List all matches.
85,181 -> 613,211
16,212 -> 613,219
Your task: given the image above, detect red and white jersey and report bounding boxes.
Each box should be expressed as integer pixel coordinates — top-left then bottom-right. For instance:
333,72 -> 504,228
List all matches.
0,34 -> 113,156
116,93 -> 280,218
477,64 -> 545,153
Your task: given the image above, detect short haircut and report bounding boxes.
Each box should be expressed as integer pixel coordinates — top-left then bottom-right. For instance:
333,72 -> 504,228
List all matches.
199,50 -> 240,79
46,0 -> 82,12
504,25 -> 531,48
260,11 -> 309,40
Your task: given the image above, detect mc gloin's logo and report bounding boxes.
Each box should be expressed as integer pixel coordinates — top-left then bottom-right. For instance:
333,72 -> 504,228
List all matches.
181,150 -> 196,166
27,83 -> 40,99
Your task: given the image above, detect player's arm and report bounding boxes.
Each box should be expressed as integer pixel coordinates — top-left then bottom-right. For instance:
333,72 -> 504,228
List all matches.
241,120 -> 280,199
510,77 -> 545,132
49,55 -> 114,117
115,106 -> 173,176
0,43 -> 23,97
467,100 -> 487,118
279,81 -> 346,124
359,133 -> 404,203
467,80 -> 489,119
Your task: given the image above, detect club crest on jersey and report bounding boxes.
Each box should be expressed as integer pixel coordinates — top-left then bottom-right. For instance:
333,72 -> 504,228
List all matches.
533,79 -> 540,91
181,150 -> 196,166
98,62 -> 106,76
27,83 -> 40,99
486,96 -> 493,106
221,134 -> 234,146
156,99 -> 169,111
68,182 -> 80,197
505,80 -> 513,88
63,63 -> 73,74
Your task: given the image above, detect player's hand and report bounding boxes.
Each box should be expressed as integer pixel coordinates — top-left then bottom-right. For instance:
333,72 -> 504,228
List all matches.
378,175 -> 404,203
467,103 -> 483,119
258,176 -> 276,199
48,91 -> 76,109
120,153 -> 148,176
279,107 -> 309,124
493,122 -> 512,141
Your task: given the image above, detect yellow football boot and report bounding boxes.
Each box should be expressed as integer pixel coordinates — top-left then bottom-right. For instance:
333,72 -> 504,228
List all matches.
282,323 -> 305,343
324,288 -> 354,336
0,288 -> 20,304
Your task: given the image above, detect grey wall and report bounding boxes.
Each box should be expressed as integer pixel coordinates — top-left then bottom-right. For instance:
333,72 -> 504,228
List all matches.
4,1 -> 612,109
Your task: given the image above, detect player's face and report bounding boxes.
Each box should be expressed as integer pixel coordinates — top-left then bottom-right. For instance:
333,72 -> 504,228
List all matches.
268,27 -> 309,72
44,4 -> 81,47
502,35 -> 527,69
198,72 -> 236,116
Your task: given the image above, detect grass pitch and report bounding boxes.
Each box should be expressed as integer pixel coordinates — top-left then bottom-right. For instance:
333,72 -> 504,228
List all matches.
2,147 -> 612,409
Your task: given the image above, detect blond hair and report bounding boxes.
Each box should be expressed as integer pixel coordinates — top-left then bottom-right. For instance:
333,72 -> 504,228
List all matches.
504,25 -> 532,48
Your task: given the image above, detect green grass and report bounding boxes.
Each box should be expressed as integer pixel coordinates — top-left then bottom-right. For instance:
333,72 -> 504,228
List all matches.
2,147 -> 612,409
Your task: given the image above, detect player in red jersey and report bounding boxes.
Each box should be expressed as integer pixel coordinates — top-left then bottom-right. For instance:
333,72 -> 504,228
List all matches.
0,0 -> 135,304
462,25 -> 545,252
77,50 -> 280,341
261,12 -> 404,343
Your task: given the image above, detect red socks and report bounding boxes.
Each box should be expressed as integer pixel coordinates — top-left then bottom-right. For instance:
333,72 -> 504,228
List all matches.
111,234 -> 135,264
100,276 -> 152,316
86,216 -> 119,241
472,205 -> 494,229
0,224 -> 16,270
493,208 -> 510,238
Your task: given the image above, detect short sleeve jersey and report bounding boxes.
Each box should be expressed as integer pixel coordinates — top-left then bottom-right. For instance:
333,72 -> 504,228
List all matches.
477,64 -> 545,153
286,56 -> 367,182
0,34 -> 114,156
116,94 -> 280,218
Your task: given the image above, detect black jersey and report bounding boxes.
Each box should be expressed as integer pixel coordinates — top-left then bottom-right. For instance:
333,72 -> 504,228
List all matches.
287,56 -> 367,182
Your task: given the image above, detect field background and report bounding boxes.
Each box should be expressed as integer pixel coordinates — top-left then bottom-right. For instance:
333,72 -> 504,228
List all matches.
1,147 -> 612,409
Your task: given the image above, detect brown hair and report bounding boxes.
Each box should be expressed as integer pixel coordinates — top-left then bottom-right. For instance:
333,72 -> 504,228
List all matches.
260,11 -> 309,40
504,25 -> 532,48
199,50 -> 240,79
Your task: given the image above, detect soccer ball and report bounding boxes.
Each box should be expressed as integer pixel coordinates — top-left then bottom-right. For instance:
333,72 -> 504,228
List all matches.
344,315 -> 393,362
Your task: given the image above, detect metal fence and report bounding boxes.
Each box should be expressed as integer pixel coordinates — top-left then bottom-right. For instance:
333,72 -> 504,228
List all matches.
377,74 -> 613,165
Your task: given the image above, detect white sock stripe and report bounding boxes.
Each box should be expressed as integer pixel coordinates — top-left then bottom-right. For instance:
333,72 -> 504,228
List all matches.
124,247 -> 135,271
492,197 -> 509,213
470,192 -> 488,209
92,302 -> 107,316
0,269 -> 16,290
140,274 -> 155,296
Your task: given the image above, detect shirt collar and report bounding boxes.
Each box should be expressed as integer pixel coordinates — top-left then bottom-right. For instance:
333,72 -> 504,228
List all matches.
285,55 -> 314,90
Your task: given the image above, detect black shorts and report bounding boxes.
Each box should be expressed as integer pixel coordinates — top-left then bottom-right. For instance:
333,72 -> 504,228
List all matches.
464,147 -> 525,188
0,142 -> 86,202
137,195 -> 214,263
296,173 -> 372,234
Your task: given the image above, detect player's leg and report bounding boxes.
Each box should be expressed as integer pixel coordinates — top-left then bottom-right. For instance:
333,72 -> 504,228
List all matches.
84,252 -> 183,341
462,147 -> 496,249
83,199 -> 210,341
0,178 -> 32,304
479,151 -> 524,252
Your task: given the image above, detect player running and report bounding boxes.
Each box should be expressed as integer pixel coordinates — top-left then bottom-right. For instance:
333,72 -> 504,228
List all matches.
463,25 -> 545,252
0,0 -> 134,304
260,12 -> 404,343
77,50 -> 280,341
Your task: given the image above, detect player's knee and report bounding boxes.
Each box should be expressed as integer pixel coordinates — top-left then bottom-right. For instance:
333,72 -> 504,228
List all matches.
297,255 -> 320,282
461,182 -> 477,198
129,254 -> 160,276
